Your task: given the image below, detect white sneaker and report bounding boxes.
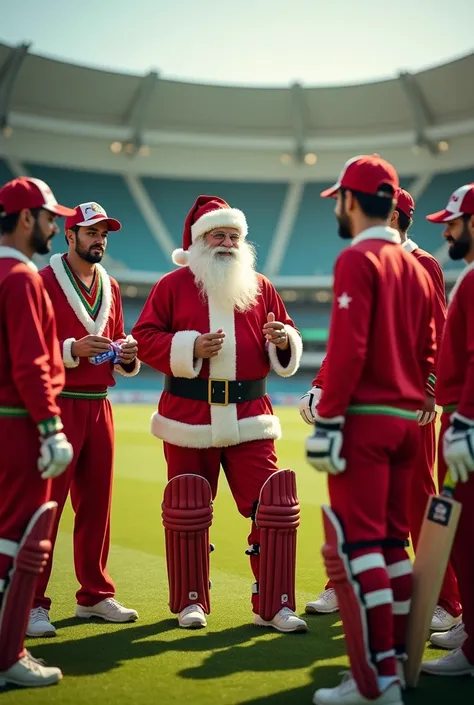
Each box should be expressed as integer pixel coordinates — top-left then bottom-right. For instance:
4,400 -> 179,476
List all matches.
75,598 -> 138,623
430,605 -> 462,632
306,588 -> 339,614
431,622 -> 467,650
254,606 -> 308,633
0,651 -> 62,688
178,604 -> 207,629
421,647 -> 474,676
26,608 -> 56,638
313,672 -> 402,705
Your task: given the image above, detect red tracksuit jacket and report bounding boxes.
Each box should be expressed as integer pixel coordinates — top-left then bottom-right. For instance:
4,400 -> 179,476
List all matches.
0,248 -> 64,423
315,227 -> 436,420
436,263 -> 474,419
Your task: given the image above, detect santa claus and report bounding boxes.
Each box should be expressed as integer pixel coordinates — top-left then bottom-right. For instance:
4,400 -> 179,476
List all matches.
132,195 -> 306,632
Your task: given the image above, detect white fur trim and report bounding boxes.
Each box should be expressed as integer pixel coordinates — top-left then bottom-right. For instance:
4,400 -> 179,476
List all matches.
151,411 -> 281,449
268,325 -> 302,377
49,254 -> 112,335
62,337 -> 80,368
170,330 -> 203,379
191,208 -> 248,242
207,294 -> 240,446
115,358 -> 141,377
0,246 -> 37,271
172,248 -> 190,267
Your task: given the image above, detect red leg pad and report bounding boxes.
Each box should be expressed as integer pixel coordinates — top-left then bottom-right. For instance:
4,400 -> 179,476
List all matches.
322,505 -> 381,700
0,502 -> 57,671
162,474 -> 213,614
255,469 -> 300,621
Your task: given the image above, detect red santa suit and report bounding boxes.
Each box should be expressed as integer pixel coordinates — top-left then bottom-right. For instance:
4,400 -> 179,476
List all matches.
132,196 -> 303,620
435,262 -> 474,664
312,226 -> 436,683
0,247 -> 64,663
33,253 -> 140,609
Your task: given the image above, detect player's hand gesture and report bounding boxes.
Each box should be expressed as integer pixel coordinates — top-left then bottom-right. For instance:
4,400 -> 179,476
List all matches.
194,329 -> 225,359
37,430 -> 73,479
263,312 -> 289,350
305,415 -> 346,475
299,387 -> 322,425
443,412 -> 474,483
417,394 -> 437,426
116,335 -> 138,364
71,335 -> 112,358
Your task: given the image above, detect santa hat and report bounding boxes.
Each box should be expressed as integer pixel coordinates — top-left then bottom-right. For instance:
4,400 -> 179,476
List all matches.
172,194 -> 248,266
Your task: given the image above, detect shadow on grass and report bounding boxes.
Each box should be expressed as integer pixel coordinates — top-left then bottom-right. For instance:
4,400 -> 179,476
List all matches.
24,613 -> 344,679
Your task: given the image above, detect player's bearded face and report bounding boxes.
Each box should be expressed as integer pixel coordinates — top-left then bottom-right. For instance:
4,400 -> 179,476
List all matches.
446,218 -> 472,261
74,228 -> 107,264
336,193 -> 353,240
188,237 -> 259,311
30,210 -> 57,256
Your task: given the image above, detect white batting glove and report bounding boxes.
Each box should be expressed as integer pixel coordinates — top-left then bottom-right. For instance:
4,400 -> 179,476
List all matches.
305,414 -> 346,475
299,386 -> 322,425
38,431 -> 73,479
417,409 -> 437,426
443,412 -> 474,483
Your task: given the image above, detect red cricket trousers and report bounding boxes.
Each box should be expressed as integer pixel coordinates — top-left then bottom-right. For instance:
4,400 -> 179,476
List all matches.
327,414 -> 419,678
0,417 -> 51,663
34,397 -> 115,609
163,438 -> 279,613
409,420 -> 461,617
439,411 -> 474,659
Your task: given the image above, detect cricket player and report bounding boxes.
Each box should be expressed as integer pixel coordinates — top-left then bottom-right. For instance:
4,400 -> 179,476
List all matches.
132,195 -> 306,633
421,183 -> 474,676
0,177 -> 74,687
305,155 -> 436,704
27,202 -> 140,638
302,189 -> 463,632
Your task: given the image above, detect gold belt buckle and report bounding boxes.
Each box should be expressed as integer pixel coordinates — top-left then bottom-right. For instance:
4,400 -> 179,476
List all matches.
208,378 -> 229,406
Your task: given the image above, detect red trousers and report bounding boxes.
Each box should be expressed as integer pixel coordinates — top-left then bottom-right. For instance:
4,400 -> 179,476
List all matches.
409,420 -> 461,617
439,411 -> 474,660
328,414 -> 419,678
163,438 -> 279,613
34,397 -> 115,609
0,417 -> 51,663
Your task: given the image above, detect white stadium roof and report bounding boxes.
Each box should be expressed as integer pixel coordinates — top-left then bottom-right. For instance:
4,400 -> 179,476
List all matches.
0,41 -> 473,180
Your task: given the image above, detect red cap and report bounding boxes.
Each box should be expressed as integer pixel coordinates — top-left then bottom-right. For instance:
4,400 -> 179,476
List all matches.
426,183 -> 474,223
321,154 -> 399,199
64,202 -> 121,232
396,188 -> 415,217
0,177 -> 75,217
172,194 -> 247,266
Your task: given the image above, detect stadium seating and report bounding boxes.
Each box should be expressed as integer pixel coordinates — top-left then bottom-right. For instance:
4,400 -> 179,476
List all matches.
141,177 -> 287,270
24,163 -> 170,273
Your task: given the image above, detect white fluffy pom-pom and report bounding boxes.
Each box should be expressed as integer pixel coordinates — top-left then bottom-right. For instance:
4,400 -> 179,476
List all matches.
171,248 -> 189,267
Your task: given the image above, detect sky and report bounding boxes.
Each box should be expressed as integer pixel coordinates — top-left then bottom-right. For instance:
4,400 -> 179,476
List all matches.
2,0 -> 473,86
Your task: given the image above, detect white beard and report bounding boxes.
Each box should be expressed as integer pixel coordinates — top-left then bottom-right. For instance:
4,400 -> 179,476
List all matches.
188,239 -> 260,312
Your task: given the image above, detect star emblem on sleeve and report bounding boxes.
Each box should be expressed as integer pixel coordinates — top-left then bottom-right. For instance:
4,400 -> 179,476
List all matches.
337,292 -> 352,309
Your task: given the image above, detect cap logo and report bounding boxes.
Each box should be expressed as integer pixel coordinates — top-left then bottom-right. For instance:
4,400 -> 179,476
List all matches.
451,194 -> 459,202
82,202 -> 106,219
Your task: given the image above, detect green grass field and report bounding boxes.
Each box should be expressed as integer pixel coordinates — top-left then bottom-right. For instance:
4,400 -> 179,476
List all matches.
4,406 -> 471,704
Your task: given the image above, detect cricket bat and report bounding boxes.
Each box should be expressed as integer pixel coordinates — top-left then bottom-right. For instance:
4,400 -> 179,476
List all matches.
405,473 -> 461,688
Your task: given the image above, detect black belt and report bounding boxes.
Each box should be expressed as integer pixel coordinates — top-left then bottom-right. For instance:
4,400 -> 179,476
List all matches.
164,376 -> 267,406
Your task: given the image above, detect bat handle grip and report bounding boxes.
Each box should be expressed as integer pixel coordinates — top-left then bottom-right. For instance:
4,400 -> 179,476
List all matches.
442,471 -> 457,497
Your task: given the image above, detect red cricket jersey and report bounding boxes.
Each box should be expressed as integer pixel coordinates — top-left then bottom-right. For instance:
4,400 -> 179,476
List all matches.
40,254 -> 139,392
0,248 -> 64,423
316,227 -> 436,420
436,263 -> 474,418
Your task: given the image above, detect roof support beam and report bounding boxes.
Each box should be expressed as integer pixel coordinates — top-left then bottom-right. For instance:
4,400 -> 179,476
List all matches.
398,70 -> 439,156
122,70 -> 159,155
0,42 -> 30,132
290,82 -> 309,164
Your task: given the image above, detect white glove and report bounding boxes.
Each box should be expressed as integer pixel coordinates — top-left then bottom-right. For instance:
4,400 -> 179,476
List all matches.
305,415 -> 346,475
417,409 -> 437,426
38,432 -> 74,479
443,412 -> 474,483
299,386 -> 322,425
